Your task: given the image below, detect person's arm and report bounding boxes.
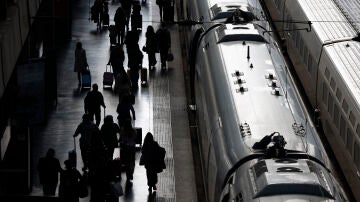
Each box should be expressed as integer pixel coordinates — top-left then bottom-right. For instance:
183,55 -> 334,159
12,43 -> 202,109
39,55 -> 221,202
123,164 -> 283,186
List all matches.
130,105 -> 136,120
101,94 -> 106,108
74,125 -> 81,137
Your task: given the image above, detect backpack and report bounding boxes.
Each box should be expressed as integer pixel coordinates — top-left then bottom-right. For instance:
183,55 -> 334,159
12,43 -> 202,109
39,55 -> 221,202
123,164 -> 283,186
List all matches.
155,145 -> 166,173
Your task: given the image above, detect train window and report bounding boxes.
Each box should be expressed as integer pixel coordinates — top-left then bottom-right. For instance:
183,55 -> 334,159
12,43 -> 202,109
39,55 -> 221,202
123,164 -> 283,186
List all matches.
325,68 -> 330,80
340,116 -> 346,142
328,93 -> 333,116
356,124 -> 360,138
349,111 -> 356,126
322,83 -> 328,105
296,31 -> 300,49
299,38 -> 304,56
308,55 -> 313,73
336,89 -> 342,101
346,129 -> 354,156
304,48 -> 309,69
330,78 -> 336,91
333,105 -> 339,129
354,141 -> 360,169
342,100 -> 349,113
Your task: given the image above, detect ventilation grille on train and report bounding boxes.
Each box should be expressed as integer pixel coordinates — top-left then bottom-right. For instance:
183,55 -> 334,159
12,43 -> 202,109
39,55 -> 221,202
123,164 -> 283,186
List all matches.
210,3 -> 254,21
216,24 -> 267,43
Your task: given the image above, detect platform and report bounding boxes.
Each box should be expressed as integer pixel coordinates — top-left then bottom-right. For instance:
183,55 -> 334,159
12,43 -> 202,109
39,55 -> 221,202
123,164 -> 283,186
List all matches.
26,0 -> 198,201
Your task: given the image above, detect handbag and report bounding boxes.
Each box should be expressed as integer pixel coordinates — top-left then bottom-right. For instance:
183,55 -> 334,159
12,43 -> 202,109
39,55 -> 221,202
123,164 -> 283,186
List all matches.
167,50 -> 174,61
110,181 -> 123,196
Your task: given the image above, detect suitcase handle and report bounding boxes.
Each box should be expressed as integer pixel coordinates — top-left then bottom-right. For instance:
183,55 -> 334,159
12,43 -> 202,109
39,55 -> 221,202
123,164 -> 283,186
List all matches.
106,64 -> 112,73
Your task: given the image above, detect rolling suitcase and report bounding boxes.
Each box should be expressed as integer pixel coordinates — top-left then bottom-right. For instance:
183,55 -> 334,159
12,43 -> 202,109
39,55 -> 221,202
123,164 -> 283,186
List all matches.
140,67 -> 148,86
103,65 -> 114,88
131,14 -> 142,31
82,68 -> 92,89
68,137 -> 77,168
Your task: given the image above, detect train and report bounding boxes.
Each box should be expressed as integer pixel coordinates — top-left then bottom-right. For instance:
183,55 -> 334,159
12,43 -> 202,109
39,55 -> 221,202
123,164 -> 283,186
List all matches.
262,0 -> 360,200
178,0 -> 350,201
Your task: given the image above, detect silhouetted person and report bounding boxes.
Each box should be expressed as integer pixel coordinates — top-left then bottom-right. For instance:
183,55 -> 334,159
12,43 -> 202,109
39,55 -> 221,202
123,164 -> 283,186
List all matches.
126,39 -> 143,89
84,83 -> 106,126
116,95 -> 135,128
59,160 -> 81,202
107,44 -> 125,77
74,42 -> 88,87
144,25 -> 157,70
120,0 -> 132,30
101,115 -> 121,160
114,7 -> 126,44
141,132 -> 166,192
156,22 -> 171,69
119,119 -> 137,184
87,127 -> 108,202
74,114 -> 99,170
156,0 -> 164,22
37,148 -> 62,196
114,69 -> 132,103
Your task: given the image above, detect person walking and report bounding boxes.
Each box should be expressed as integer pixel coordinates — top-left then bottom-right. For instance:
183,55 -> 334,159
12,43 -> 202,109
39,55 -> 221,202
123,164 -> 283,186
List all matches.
84,83 -> 106,126
100,115 -> 121,160
59,160 -> 82,202
144,25 -> 157,70
126,39 -> 143,89
73,114 -> 99,171
37,148 -> 62,196
116,94 -> 135,128
140,132 -> 166,192
74,42 -> 88,87
114,7 -> 126,44
156,22 -> 171,70
120,0 -> 132,31
107,44 -> 125,78
114,68 -> 132,103
156,0 -> 164,22
119,119 -> 137,184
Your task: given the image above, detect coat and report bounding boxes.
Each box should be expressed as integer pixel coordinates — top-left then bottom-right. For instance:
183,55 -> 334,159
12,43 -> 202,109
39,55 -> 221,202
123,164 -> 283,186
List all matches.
74,48 -> 88,73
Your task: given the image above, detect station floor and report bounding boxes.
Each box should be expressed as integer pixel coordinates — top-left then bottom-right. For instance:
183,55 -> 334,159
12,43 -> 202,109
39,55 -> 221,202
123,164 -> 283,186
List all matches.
29,0 -> 198,201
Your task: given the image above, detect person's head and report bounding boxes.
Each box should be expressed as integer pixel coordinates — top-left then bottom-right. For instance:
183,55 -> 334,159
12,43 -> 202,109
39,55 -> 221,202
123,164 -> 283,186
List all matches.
146,26 -> 154,34
104,115 -> 113,124
76,42 -> 82,50
92,83 -> 98,91
82,113 -> 91,122
144,132 -> 154,144
46,148 -> 55,158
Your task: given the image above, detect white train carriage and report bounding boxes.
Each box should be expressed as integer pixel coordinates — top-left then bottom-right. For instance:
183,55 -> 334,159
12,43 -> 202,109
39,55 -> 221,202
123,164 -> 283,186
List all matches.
181,0 -> 349,201
264,0 -> 360,199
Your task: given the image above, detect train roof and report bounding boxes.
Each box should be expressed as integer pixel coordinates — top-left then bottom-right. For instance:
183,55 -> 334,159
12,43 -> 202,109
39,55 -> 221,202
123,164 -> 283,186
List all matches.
332,0 -> 360,33
205,23 -> 325,157
325,41 -> 360,110
295,0 -> 356,43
